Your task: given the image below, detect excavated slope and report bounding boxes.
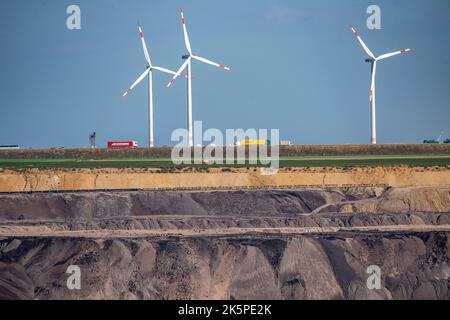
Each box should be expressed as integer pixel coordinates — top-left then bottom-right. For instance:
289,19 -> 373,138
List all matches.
0,187 -> 384,220
0,186 -> 449,300
0,186 -> 448,221
1,166 -> 449,192
0,233 -> 449,300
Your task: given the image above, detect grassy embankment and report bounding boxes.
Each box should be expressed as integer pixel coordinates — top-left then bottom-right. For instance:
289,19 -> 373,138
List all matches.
0,154 -> 449,169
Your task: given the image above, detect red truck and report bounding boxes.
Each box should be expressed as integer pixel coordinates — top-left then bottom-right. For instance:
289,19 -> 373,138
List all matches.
107,141 -> 139,148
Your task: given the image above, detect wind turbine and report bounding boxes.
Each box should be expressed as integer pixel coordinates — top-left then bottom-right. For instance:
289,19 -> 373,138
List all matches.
165,9 -> 232,147
122,23 -> 184,147
349,25 -> 415,145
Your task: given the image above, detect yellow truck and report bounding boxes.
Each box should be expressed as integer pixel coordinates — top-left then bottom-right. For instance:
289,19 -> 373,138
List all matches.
239,139 -> 271,146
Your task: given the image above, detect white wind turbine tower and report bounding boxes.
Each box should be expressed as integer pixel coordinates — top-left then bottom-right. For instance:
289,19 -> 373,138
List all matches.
166,9 -> 232,147
122,23 -> 184,147
349,25 -> 415,145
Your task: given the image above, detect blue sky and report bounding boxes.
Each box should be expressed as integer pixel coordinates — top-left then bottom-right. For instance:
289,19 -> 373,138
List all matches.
0,0 -> 449,148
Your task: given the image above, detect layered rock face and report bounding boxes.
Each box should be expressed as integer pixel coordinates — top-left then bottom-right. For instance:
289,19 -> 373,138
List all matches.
0,233 -> 448,300
0,186 -> 448,221
0,187 -> 383,220
0,186 -> 449,300
1,166 -> 449,193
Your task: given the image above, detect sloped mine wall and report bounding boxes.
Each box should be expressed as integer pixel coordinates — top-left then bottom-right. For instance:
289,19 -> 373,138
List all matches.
0,233 -> 448,300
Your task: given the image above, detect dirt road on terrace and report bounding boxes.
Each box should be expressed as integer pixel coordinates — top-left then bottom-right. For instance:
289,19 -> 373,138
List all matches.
1,224 -> 449,239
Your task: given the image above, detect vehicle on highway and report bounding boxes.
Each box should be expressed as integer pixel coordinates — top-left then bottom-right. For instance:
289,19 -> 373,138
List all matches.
238,139 -> 271,146
107,141 -> 139,148
0,145 -> 20,150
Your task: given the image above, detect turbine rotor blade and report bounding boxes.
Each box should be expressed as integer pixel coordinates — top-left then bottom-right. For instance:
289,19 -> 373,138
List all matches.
122,68 -> 150,97
192,55 -> 232,71
152,66 -> 178,75
165,57 -> 191,89
180,9 -> 193,54
349,24 -> 376,60
153,66 -> 189,78
138,23 -> 152,66
377,48 -> 415,61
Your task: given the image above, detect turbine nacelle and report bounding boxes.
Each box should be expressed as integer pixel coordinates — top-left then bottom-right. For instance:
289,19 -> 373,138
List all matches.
365,58 -> 375,63
182,54 -> 191,60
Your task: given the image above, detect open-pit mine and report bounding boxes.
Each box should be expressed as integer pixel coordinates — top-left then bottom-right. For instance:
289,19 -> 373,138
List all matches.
0,155 -> 449,300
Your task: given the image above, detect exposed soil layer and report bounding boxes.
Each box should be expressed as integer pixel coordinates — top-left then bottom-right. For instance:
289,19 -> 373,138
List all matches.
0,233 -> 448,300
0,186 -> 383,220
0,186 -> 449,300
0,186 -> 448,221
1,166 -> 450,192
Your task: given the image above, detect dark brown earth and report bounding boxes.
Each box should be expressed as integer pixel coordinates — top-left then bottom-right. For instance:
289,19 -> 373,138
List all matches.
0,186 -> 449,300
0,186 -> 448,220
0,233 -> 449,300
